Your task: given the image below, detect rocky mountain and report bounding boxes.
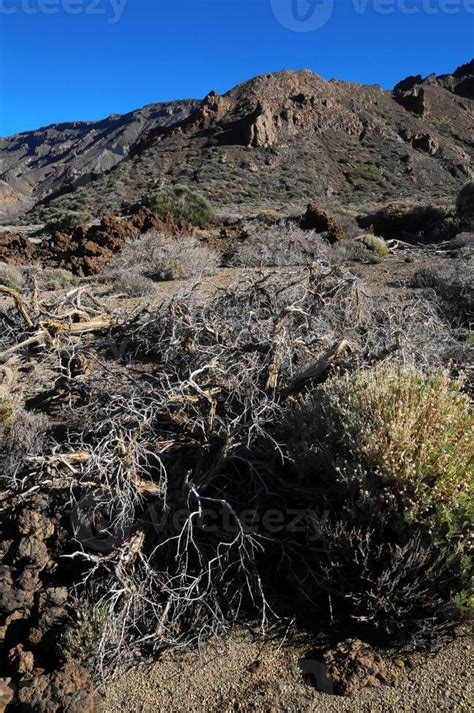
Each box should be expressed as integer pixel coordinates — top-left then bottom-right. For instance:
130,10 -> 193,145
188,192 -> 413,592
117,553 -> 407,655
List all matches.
1,61 -> 472,223
0,99 -> 200,221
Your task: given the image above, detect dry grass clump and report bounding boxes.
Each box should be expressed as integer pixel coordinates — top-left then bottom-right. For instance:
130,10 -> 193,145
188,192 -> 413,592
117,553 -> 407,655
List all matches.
104,231 -> 220,283
0,264 -> 78,293
21,266 -> 78,292
232,223 -> 330,267
0,263 -> 24,291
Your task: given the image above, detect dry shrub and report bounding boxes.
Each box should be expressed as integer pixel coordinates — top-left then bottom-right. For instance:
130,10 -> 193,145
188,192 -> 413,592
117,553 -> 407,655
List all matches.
232,224 -> 330,267
411,263 -> 473,324
0,263 -> 23,291
0,407 -> 49,481
331,240 -> 372,264
102,269 -> 157,297
1,264 -> 470,675
456,182 -> 474,224
104,231 -> 220,282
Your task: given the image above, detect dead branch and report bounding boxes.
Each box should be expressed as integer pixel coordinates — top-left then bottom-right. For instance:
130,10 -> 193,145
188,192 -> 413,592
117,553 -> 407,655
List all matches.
281,339 -> 352,397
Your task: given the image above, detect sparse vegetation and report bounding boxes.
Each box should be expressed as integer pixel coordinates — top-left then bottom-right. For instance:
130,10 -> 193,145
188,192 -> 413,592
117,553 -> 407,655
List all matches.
59,603 -> 108,663
0,263 -> 23,291
411,263 -> 473,324
280,367 -> 472,641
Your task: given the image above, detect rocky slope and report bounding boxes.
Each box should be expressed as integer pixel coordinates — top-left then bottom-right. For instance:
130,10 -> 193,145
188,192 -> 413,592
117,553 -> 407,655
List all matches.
1,61 -> 473,223
0,99 -> 200,221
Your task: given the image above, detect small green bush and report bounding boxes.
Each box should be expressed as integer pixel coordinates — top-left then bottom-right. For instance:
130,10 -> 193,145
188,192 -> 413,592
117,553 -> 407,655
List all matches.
138,185 -> 215,226
281,368 -> 473,639
288,368 -> 472,524
456,182 -> 474,224
359,234 -> 390,257
44,209 -> 92,234
59,602 -> 107,663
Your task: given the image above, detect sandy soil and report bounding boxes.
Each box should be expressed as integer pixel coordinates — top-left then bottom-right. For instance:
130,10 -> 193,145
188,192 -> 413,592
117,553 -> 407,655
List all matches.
101,629 -> 472,713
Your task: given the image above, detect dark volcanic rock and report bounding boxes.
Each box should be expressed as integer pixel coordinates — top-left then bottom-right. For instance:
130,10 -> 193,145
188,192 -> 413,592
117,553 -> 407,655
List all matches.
0,234 -> 35,264
301,204 -> 347,243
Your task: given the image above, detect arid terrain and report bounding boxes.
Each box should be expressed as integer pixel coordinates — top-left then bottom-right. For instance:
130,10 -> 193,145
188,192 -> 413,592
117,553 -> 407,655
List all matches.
0,60 -> 472,712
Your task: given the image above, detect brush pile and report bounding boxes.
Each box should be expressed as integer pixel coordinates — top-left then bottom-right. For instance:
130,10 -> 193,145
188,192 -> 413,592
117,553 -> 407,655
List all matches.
0,256 -> 471,707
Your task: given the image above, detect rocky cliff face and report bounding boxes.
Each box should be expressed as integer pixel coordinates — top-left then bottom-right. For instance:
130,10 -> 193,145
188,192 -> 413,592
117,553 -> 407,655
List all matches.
1,61 -> 473,223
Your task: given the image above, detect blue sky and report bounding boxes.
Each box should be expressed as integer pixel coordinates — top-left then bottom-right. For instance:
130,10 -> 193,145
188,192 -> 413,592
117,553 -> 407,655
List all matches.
0,0 -> 472,136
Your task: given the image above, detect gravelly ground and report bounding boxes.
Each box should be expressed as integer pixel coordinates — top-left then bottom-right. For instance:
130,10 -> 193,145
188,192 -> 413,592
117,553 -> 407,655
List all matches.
101,629 -> 472,712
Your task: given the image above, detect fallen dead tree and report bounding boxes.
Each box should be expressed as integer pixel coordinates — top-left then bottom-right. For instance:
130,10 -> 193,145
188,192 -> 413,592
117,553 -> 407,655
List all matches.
0,284 -> 115,362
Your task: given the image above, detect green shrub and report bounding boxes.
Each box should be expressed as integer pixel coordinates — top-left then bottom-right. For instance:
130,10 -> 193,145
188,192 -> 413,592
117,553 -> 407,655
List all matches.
45,209 -> 92,234
59,602 -> 107,663
359,234 -> 389,257
137,185 -> 215,226
456,182 -> 474,224
288,368 -> 472,524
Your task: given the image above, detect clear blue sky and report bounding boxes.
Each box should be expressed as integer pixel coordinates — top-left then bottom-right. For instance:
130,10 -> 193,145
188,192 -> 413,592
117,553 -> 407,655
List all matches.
0,0 -> 472,136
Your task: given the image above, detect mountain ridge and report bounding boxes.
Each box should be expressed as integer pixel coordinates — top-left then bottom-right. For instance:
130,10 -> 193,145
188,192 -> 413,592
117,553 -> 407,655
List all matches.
1,61 -> 472,223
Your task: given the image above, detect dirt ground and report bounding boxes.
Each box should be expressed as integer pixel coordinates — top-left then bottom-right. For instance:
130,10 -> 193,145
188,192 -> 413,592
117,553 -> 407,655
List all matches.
101,628 -> 473,713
